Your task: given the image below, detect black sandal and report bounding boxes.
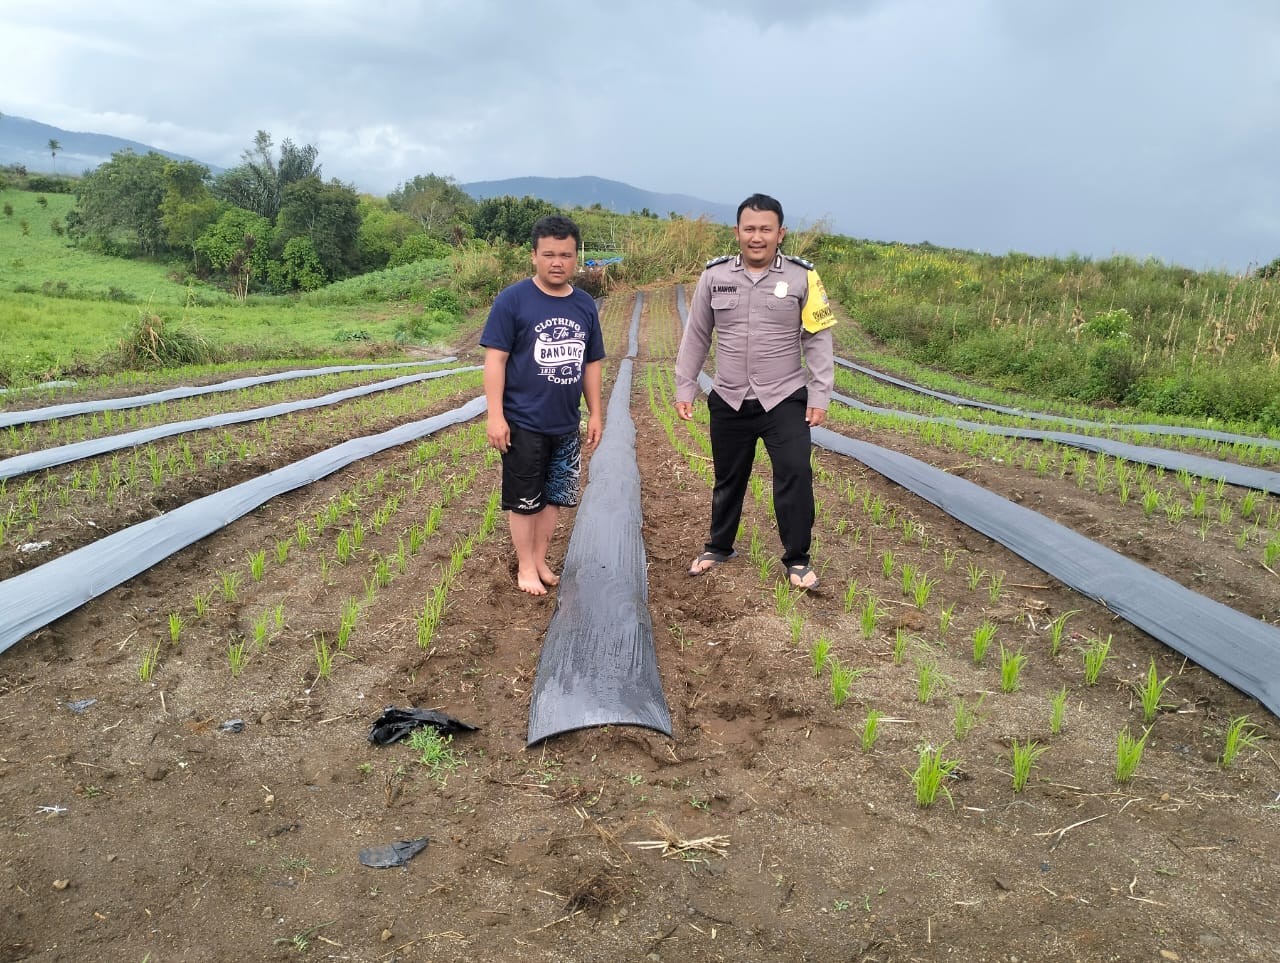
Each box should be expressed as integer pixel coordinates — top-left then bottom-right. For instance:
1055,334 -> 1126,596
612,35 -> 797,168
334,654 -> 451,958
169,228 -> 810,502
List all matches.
688,550 -> 736,576
786,563 -> 819,590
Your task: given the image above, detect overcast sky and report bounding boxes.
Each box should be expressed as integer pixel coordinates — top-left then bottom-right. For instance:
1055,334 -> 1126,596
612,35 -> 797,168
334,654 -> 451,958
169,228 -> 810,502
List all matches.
4,0 -> 1279,270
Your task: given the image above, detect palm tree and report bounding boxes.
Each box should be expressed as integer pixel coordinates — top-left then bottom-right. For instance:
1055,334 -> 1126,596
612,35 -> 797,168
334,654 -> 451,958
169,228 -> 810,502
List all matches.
48,138 -> 61,172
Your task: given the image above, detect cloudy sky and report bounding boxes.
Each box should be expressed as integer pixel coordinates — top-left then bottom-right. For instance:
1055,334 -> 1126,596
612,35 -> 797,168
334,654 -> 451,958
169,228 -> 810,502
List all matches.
4,0 -> 1279,270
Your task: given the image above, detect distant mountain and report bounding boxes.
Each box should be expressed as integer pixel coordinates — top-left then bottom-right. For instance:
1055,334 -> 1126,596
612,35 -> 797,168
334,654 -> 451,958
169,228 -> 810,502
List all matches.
0,114 -> 218,176
461,175 -> 737,225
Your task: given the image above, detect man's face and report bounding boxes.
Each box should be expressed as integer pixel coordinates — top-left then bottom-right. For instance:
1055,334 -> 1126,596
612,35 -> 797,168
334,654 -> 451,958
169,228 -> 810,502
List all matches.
532,235 -> 577,291
734,207 -> 785,270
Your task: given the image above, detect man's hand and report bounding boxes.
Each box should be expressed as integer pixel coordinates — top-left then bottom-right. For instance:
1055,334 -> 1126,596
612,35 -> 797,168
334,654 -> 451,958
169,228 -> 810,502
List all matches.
487,414 -> 510,453
584,412 -> 603,452
805,407 -> 827,428
675,401 -> 695,422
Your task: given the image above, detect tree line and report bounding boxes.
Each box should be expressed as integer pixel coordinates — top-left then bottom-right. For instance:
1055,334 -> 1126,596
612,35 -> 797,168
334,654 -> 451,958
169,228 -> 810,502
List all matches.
18,131 -> 564,297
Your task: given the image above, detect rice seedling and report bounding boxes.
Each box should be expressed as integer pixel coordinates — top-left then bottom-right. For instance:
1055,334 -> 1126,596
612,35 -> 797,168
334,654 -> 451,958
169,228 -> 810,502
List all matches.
1219,714 -> 1265,768
859,596 -> 883,639
971,619 -> 998,664
295,520 -> 313,548
350,518 -> 366,551
314,634 -> 335,680
880,549 -> 896,578
860,709 -> 884,752
137,642 -> 161,682
1046,609 -> 1078,657
1136,658 -> 1171,723
999,644 -> 1027,693
416,583 -> 448,650
252,613 -> 270,650
787,609 -> 805,645
1142,488 -> 1160,517
249,550 -> 266,582
1218,503 -> 1234,527
1241,489 -> 1260,519
336,598 -> 360,650
1082,634 -> 1113,685
335,530 -> 353,563
1114,726 -> 1150,784
1049,686 -> 1069,734
909,744 -> 960,808
966,561 -> 985,591
1264,536 -> 1280,569
938,603 -> 955,637
915,659 -> 945,704
892,628 -> 911,665
275,538 -> 292,564
1191,489 -> 1207,518
372,555 -> 393,589
192,590 -> 213,619
911,573 -> 935,610
829,658 -> 862,708
987,571 -> 1005,603
952,694 -> 983,741
319,555 -> 332,584
227,638 -> 247,677
407,727 -> 464,784
774,581 -> 797,618
942,548 -> 958,572
842,578 -> 860,613
1010,739 -> 1047,793
167,612 -> 183,645
220,570 -> 241,602
899,562 -> 917,595
810,635 -> 831,676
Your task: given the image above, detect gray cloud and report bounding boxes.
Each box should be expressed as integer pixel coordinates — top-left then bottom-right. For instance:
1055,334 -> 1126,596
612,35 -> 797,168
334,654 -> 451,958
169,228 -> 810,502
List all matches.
3,0 -> 1279,269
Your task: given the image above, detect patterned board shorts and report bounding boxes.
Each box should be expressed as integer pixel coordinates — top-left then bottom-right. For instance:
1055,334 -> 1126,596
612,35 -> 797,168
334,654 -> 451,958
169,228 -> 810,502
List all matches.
501,424 -> 582,514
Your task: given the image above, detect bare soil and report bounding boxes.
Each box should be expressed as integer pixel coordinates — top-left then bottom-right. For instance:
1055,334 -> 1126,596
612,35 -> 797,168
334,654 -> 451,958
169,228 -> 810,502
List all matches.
2,287 -> 1278,963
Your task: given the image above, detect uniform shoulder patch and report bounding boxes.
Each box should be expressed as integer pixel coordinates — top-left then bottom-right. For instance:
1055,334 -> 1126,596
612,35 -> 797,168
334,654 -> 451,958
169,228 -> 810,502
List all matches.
705,254 -> 734,268
783,254 -> 815,270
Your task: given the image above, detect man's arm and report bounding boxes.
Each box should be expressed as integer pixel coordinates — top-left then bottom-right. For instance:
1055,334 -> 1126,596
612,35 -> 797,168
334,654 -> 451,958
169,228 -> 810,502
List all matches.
483,347 -> 511,452
582,359 -> 604,450
800,268 -> 836,427
674,272 -> 714,421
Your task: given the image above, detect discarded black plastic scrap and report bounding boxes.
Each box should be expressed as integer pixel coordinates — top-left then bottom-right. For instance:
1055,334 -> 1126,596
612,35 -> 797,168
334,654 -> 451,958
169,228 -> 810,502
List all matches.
811,426 -> 1280,718
527,353 -> 673,745
359,837 -> 429,869
367,706 -> 479,746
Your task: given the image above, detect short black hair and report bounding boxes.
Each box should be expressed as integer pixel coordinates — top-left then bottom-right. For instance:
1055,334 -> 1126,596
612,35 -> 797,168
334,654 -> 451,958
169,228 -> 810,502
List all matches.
737,193 -> 784,226
531,215 -> 582,250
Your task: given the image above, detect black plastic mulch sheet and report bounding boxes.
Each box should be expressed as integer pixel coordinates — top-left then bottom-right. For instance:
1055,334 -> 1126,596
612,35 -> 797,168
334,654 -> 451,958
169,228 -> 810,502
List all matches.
527,295 -> 672,745
831,391 -> 1280,495
835,357 -> 1280,450
811,426 -> 1280,718
0,358 -> 457,429
0,366 -> 478,480
0,397 -> 487,656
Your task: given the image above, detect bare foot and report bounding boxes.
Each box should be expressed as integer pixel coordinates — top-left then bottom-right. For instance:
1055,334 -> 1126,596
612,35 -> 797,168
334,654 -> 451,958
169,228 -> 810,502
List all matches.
537,565 -> 560,587
517,569 -> 548,595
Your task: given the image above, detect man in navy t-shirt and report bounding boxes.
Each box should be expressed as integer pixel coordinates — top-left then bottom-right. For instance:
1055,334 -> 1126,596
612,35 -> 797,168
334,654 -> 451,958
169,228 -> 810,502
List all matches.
481,215 -> 605,595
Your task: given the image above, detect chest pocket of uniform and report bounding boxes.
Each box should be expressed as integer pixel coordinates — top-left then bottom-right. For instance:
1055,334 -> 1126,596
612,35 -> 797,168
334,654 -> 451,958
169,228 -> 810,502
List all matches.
710,293 -> 739,310
765,295 -> 796,312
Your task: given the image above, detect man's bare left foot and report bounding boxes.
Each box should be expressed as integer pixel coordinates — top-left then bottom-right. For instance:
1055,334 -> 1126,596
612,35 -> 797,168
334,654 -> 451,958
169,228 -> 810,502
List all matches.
517,569 -> 548,595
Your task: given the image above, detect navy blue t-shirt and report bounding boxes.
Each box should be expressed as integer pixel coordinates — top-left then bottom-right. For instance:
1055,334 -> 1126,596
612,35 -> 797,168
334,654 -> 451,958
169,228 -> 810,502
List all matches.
480,279 -> 606,435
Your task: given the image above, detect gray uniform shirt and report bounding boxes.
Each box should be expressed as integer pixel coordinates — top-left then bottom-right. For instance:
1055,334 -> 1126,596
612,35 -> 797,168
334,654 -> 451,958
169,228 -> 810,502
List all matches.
675,252 -> 834,412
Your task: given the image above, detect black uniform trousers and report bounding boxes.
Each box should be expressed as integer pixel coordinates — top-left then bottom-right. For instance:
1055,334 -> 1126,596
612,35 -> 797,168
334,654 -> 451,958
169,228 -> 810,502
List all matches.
704,387 -> 813,570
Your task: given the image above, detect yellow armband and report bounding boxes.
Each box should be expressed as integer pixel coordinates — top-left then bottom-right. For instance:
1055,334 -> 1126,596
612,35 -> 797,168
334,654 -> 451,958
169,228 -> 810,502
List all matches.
802,269 -> 836,333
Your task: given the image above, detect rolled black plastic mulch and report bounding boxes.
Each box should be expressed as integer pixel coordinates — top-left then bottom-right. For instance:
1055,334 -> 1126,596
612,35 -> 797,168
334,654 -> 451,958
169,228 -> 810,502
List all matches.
0,397 -> 487,656
811,425 -> 1280,718
367,706 -> 479,746
835,356 -> 1280,450
0,365 -> 478,480
528,295 -> 672,744
0,358 -> 457,429
831,391 -> 1280,495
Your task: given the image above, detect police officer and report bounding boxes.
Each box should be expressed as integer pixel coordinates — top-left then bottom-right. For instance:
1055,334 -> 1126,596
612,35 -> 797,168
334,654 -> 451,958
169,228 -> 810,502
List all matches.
675,193 -> 835,590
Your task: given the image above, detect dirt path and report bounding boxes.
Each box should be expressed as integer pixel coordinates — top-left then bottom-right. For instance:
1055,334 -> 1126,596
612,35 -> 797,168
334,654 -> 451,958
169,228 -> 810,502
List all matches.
1,288 -> 1277,962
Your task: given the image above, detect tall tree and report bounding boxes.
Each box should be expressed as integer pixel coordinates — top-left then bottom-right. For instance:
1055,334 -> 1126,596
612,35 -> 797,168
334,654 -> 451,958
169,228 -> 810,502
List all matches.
48,138 -> 61,172
274,176 -> 361,282
72,150 -> 169,256
210,130 -> 321,221
387,173 -> 476,241
471,195 -> 562,245
194,208 -> 273,298
160,160 -> 218,269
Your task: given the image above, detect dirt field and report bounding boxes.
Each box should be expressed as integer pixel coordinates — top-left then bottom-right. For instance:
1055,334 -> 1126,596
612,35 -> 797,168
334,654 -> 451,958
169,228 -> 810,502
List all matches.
2,287 -> 1278,962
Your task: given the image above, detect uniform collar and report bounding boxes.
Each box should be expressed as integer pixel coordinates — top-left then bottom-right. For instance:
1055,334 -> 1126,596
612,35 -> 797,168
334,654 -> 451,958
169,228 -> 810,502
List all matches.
732,253 -> 783,271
